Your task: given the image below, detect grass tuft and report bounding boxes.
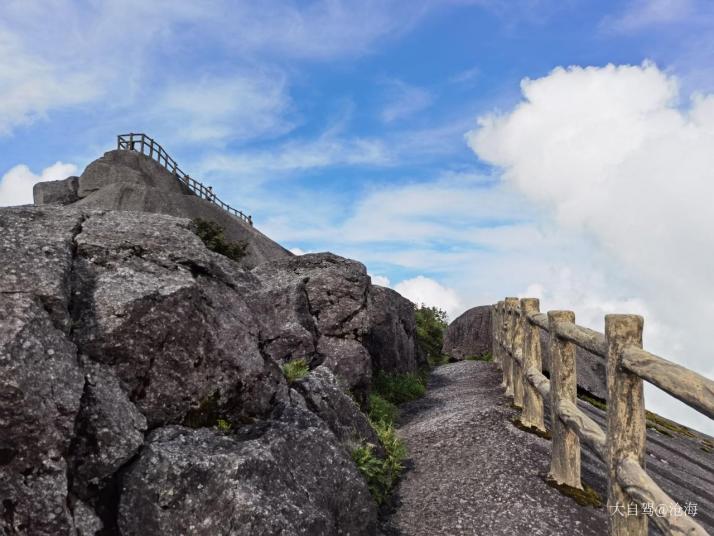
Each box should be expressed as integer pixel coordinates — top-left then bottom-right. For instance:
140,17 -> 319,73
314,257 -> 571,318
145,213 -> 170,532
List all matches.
465,352 -> 493,362
281,358 -> 310,384
545,476 -> 603,507
372,370 -> 427,405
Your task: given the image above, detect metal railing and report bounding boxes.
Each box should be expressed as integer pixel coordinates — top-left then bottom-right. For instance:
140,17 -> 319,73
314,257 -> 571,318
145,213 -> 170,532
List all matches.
117,133 -> 253,226
493,297 -> 713,536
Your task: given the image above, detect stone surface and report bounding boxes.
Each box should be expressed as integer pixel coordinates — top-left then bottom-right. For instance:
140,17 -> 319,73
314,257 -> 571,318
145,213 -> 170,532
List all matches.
68,361 -> 147,500
365,285 -> 425,374
442,305 -> 492,360
0,294 -> 84,535
33,176 -> 79,205
70,210 -> 289,427
1,205 -> 414,536
118,405 -> 377,536
293,366 -> 381,450
70,149 -> 291,269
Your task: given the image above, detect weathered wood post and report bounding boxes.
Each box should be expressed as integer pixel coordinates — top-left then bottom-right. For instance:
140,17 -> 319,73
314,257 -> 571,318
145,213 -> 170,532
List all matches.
492,302 -> 500,368
548,310 -> 581,488
498,300 -> 507,387
520,298 -> 545,431
605,315 -> 647,536
512,299 -> 526,408
504,297 -> 519,397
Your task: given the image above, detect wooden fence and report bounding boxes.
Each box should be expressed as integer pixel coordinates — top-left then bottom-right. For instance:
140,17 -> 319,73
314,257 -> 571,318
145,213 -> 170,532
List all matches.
492,297 -> 714,536
117,133 -> 253,226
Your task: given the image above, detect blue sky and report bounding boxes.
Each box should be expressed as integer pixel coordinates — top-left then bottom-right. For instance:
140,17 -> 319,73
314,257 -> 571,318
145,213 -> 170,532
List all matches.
2,0 -> 714,432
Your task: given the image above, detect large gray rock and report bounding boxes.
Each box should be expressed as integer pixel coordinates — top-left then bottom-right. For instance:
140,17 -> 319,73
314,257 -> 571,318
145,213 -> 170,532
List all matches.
251,253 -> 373,395
0,206 -> 397,535
118,406 -> 377,536
442,305 -> 492,360
66,149 -> 292,269
293,366 -> 381,450
365,285 -> 425,374
70,210 -> 288,427
33,176 -> 79,205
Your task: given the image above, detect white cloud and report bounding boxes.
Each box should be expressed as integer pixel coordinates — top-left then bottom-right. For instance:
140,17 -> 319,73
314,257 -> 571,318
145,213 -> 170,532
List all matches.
468,62 -> 714,433
394,276 -> 463,320
380,79 -> 433,123
0,31 -> 100,135
289,247 -> 307,255
154,72 -> 293,144
0,162 -> 77,207
370,274 -> 391,287
603,0 -> 695,33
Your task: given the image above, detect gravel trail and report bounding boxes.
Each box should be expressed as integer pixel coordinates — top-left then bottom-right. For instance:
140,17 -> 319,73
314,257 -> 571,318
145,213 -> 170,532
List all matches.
380,361 -> 608,536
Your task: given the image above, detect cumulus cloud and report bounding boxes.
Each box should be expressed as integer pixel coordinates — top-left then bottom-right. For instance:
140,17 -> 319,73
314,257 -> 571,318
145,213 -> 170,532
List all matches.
0,162 -> 77,207
468,61 -> 714,432
394,276 -> 463,320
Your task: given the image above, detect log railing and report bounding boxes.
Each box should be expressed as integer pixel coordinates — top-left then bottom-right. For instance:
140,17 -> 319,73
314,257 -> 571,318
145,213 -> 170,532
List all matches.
492,298 -> 713,536
116,133 -> 253,226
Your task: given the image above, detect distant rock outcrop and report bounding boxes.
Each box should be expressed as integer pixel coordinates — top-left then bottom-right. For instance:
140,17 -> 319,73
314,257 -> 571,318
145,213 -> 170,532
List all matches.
33,149 -> 292,269
443,304 -> 607,399
0,204 -> 422,535
442,305 -> 492,360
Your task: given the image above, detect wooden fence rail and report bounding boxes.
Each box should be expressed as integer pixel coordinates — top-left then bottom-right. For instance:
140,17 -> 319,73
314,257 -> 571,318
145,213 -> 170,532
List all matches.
116,133 -> 253,226
492,297 -> 714,536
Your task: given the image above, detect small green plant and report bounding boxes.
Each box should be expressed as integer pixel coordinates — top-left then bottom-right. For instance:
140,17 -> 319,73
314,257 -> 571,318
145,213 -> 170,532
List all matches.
281,358 -> 310,383
372,370 -> 427,405
352,422 -> 407,505
216,418 -> 232,433
465,352 -> 493,362
368,393 -> 398,426
192,218 -> 248,262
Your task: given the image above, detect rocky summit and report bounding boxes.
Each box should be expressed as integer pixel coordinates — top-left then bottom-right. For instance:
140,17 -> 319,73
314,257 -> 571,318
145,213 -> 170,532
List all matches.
0,149 -> 424,535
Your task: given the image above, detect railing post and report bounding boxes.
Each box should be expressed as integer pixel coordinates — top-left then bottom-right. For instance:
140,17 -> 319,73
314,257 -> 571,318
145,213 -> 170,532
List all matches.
512,299 -> 525,408
496,301 -> 505,382
520,298 -> 545,431
605,315 -> 646,536
547,310 -> 581,489
139,134 -> 144,154
504,297 -> 518,398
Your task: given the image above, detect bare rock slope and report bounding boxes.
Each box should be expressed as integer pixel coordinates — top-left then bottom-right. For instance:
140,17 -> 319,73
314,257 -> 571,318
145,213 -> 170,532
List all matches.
0,205 -> 422,536
34,149 -> 291,269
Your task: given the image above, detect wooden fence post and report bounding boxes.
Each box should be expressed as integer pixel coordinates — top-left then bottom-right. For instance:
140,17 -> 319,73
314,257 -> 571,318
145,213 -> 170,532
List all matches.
504,297 -> 518,397
512,299 -> 526,408
520,298 -> 545,431
498,300 -> 507,386
492,303 -> 500,368
605,315 -> 647,536
548,310 -> 581,488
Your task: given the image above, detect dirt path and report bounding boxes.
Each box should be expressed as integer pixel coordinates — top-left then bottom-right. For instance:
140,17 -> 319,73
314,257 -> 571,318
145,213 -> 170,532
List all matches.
379,361 -> 608,536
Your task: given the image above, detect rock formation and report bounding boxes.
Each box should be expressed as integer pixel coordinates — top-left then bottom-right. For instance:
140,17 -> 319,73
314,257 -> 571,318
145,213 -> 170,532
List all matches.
33,149 -> 291,269
442,305 -> 492,360
1,149 -> 425,535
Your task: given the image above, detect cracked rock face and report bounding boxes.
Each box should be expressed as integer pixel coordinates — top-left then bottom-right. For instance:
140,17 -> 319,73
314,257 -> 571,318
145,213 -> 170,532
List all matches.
118,406 -> 377,536
442,305 -> 492,360
1,205 -> 422,536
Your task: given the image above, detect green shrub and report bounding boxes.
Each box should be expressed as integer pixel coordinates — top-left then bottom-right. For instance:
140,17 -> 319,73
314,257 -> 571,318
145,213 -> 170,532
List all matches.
192,218 -> 248,262
414,305 -> 449,365
368,393 -> 398,426
372,370 -> 426,405
352,421 -> 407,505
281,358 -> 310,383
